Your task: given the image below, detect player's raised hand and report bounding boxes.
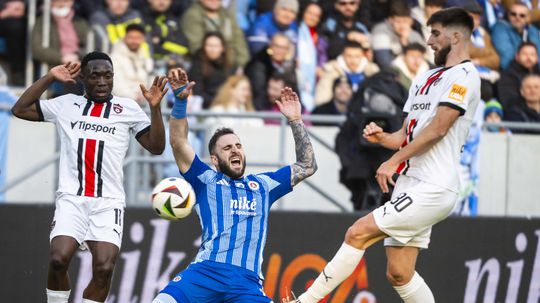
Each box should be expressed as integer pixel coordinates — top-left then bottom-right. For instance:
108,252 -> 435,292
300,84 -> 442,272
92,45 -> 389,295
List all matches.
275,87 -> 302,122
49,62 -> 81,84
167,68 -> 195,99
363,122 -> 384,143
140,76 -> 168,108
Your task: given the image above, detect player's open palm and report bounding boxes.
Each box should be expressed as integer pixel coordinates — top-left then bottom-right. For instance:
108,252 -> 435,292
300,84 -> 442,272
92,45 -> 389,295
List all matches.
140,76 -> 168,108
275,87 -> 302,122
363,122 -> 384,143
167,68 -> 195,99
49,62 -> 81,84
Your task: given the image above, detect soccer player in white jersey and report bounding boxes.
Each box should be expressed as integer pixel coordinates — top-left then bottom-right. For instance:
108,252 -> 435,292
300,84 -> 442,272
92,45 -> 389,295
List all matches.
11,52 -> 168,303
151,68 -> 317,303
285,7 -> 481,303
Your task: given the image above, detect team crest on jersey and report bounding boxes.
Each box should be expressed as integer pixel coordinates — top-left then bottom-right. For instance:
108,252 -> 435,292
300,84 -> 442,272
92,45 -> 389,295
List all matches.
448,84 -> 467,103
248,181 -> 259,190
113,103 -> 123,114
173,276 -> 181,282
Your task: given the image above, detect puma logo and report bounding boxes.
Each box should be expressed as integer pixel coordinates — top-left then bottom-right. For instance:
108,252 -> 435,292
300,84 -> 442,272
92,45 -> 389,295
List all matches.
73,102 -> 82,108
383,206 -> 389,217
323,269 -> 333,283
113,229 -> 122,238
462,68 -> 470,76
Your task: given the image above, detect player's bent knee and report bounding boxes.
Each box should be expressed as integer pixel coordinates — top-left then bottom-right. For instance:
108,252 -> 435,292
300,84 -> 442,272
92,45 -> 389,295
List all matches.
49,254 -> 70,272
386,268 -> 414,286
345,223 -> 374,249
92,261 -> 115,279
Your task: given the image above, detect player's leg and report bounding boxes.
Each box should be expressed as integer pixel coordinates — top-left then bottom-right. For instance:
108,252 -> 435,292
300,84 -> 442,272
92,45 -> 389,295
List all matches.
296,213 -> 386,303
82,241 -> 119,302
386,246 -> 434,303
47,236 -> 79,303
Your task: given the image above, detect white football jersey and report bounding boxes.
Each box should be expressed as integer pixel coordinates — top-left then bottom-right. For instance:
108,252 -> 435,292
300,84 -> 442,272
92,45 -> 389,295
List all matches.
38,94 -> 150,201
397,61 -> 480,193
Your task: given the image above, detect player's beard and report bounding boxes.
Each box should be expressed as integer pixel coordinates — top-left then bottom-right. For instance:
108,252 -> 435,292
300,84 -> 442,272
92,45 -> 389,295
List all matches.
434,45 -> 451,66
217,156 -> 246,179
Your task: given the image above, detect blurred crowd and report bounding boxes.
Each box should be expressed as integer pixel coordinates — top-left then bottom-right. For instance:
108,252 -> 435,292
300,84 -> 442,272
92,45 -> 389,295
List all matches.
1,0 -> 540,211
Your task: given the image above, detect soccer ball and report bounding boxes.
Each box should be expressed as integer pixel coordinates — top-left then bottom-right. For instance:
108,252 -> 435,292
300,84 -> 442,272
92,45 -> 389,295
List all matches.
151,177 -> 196,220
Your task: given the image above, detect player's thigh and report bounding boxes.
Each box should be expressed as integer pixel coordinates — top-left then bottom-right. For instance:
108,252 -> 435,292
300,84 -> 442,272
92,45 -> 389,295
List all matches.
86,199 -> 125,249
50,194 -> 89,244
49,235 -> 80,263
385,246 -> 420,279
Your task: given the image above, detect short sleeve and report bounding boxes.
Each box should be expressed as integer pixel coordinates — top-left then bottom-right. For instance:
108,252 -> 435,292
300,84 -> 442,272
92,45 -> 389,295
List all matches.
130,104 -> 151,139
38,95 -> 66,122
438,67 -> 478,116
181,154 -> 213,193
257,165 -> 292,205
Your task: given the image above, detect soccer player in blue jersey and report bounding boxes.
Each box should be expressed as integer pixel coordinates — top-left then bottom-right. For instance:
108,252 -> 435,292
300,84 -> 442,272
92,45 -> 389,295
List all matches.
151,68 -> 318,303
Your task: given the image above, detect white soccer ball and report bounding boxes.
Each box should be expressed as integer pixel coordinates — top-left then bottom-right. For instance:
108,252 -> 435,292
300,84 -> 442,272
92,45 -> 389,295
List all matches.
151,177 -> 196,220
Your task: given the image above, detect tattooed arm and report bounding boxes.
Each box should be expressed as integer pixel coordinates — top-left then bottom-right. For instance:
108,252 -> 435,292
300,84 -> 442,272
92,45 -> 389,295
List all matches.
275,88 -> 318,187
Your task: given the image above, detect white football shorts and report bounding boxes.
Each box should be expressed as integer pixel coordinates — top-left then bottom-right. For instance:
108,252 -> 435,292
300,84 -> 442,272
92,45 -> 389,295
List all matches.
372,175 -> 458,249
49,193 -> 125,249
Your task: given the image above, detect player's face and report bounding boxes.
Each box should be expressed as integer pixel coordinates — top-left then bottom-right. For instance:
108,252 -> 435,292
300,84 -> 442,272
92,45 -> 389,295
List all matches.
212,134 -> 246,179
81,60 -> 114,102
427,23 -> 451,66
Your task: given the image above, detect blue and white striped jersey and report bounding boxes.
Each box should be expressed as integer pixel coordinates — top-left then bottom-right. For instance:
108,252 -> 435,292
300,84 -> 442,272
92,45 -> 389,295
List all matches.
181,155 -> 292,278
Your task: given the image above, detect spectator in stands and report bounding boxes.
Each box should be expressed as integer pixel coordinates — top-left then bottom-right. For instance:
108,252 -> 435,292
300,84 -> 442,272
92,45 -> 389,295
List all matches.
465,1 -> 500,101
297,2 -> 327,111
189,32 -> 233,109
260,73 -> 286,114
505,74 -> 540,132
502,0 -> 540,26
478,0 -> 505,29
497,42 -> 540,106
207,75 -> 263,127
315,41 -> 378,106
0,66 -> 15,202
411,0 -> 444,40
110,23 -> 153,105
32,0 -> 88,96
0,0 -> 26,85
142,0 -> 189,68
245,33 -> 298,111
90,0 -> 143,50
248,0 -> 299,55
371,1 -> 426,69
320,0 -> 370,60
391,43 -> 430,90
312,77 -> 352,126
181,0 -> 250,69
484,99 -> 511,133
491,3 -> 540,70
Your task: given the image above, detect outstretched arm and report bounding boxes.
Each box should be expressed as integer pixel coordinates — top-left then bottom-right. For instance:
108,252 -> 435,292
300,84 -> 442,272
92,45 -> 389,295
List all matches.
167,68 -> 196,174
275,87 -> 318,187
11,62 -> 80,121
137,76 -> 168,155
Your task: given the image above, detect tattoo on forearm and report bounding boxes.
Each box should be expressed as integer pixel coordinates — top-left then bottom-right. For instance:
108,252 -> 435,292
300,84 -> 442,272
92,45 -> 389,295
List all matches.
290,120 -> 317,186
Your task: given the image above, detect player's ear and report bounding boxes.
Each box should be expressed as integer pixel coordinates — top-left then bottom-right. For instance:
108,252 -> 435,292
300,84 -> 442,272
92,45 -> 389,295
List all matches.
210,154 -> 218,167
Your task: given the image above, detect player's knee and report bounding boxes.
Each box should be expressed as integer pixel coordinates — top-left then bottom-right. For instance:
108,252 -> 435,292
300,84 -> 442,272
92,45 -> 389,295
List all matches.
92,261 -> 115,280
386,266 -> 413,286
345,224 -> 369,248
49,254 -> 70,273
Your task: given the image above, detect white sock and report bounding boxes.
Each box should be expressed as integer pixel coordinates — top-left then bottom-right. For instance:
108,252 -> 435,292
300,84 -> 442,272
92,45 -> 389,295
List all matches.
46,289 -> 70,303
393,272 -> 435,303
82,299 -> 103,303
298,243 -> 365,303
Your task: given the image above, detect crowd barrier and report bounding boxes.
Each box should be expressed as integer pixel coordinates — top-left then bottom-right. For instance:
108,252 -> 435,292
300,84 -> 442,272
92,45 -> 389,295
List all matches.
1,204 -> 539,302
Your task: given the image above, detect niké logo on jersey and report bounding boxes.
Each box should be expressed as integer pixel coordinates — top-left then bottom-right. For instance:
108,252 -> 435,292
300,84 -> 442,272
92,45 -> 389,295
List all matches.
71,120 -> 117,135
230,197 -> 257,216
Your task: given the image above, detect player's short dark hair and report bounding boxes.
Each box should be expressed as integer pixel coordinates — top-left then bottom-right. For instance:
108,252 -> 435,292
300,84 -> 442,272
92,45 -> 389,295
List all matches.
518,42 -> 538,54
81,51 -> 113,71
389,0 -> 411,17
427,7 -> 474,35
125,23 -> 145,35
208,127 -> 236,155
404,42 -> 426,54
